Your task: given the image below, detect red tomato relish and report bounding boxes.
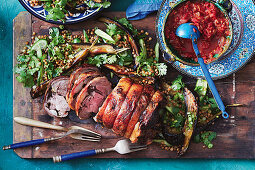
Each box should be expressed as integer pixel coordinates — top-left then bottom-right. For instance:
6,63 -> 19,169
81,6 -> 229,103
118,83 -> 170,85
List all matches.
164,0 -> 231,63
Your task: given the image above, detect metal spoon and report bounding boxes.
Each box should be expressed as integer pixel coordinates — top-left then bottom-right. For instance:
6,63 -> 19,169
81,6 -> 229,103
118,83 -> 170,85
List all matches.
14,117 -> 101,140
176,23 -> 229,119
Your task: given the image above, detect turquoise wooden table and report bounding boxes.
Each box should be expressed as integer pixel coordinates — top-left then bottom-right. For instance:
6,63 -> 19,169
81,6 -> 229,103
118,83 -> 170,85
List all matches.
0,0 -> 254,169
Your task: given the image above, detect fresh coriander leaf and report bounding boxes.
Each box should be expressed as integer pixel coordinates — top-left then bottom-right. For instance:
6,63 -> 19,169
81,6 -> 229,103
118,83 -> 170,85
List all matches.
208,98 -> 218,109
17,55 -> 29,63
198,131 -> 217,148
101,1 -> 111,8
107,55 -> 117,64
14,66 -> 26,74
24,74 -> 35,88
171,75 -> 184,91
53,67 -> 63,77
117,18 -> 138,36
16,75 -> 25,83
85,0 -> 111,9
106,23 -> 118,36
27,68 -> 39,75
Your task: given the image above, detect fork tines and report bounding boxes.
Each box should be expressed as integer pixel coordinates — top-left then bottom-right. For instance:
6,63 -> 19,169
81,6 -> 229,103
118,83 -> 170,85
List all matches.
75,129 -> 101,138
80,135 -> 101,141
129,143 -> 148,150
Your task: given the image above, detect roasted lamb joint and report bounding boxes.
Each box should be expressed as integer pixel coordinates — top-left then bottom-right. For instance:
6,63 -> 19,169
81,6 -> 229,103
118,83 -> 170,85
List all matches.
94,77 -> 130,123
129,91 -> 163,143
100,78 -> 133,128
66,65 -> 99,108
112,83 -> 144,136
75,76 -> 112,119
44,76 -> 70,118
67,71 -> 101,110
124,85 -> 155,138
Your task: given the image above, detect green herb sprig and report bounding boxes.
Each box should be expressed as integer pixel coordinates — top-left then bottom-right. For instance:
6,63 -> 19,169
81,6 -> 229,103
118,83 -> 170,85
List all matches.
194,131 -> 217,148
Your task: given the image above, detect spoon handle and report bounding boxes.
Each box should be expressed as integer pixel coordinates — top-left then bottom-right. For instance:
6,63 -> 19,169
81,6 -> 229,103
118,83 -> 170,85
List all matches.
192,39 -> 229,119
197,58 -> 229,119
14,117 -> 67,131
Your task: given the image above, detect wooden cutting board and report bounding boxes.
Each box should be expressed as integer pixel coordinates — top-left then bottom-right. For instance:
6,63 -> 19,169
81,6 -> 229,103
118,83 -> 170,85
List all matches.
13,11 -> 255,159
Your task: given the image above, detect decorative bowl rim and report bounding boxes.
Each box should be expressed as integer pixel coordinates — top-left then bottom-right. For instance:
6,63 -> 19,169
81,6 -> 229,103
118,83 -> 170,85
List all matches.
156,0 -> 233,66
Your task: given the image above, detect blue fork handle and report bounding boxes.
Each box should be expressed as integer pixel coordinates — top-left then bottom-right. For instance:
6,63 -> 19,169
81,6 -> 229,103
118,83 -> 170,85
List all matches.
192,38 -> 229,119
53,150 -> 97,162
2,139 -> 46,150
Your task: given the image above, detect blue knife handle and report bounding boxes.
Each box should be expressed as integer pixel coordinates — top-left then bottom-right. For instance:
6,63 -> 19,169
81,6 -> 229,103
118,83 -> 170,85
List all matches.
3,139 -> 45,150
192,38 -> 229,119
54,150 -> 97,162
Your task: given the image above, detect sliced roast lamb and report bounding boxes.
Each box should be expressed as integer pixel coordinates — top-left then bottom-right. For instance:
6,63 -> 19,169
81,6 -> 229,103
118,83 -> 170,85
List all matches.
112,83 -> 144,136
44,76 -> 70,117
100,78 -> 133,128
66,64 -> 99,106
94,77 -> 133,124
124,85 -> 155,138
67,71 -> 101,110
75,76 -> 112,120
129,90 -> 163,144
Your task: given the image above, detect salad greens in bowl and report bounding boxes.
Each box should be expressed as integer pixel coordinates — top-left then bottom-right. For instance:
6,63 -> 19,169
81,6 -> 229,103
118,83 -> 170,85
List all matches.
18,0 -> 111,24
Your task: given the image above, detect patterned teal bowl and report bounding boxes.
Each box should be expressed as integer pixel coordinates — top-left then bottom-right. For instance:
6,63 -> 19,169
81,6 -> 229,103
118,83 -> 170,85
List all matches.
157,0 -> 233,66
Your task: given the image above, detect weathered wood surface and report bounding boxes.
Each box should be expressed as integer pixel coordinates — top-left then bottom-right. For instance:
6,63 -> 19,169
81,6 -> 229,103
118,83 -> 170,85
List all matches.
13,11 -> 255,159
13,12 -> 33,158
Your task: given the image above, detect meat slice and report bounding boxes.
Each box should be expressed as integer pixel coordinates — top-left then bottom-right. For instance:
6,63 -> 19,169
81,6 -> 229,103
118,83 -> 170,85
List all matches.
67,71 -> 101,110
124,85 -> 155,138
66,64 -> 99,104
129,91 -> 163,144
75,77 -> 112,119
101,78 -> 133,128
94,77 -> 132,123
112,83 -> 144,136
44,76 -> 70,117
94,95 -> 111,123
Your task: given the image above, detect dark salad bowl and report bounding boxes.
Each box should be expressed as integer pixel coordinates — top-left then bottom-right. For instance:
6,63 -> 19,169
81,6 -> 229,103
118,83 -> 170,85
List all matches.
156,0 -> 233,66
18,0 -> 110,25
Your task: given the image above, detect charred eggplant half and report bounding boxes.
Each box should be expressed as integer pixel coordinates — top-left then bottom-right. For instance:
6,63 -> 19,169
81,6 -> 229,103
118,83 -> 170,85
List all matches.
178,87 -> 198,156
158,77 -> 232,155
160,76 -> 198,156
161,91 -> 186,146
160,76 -> 186,146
